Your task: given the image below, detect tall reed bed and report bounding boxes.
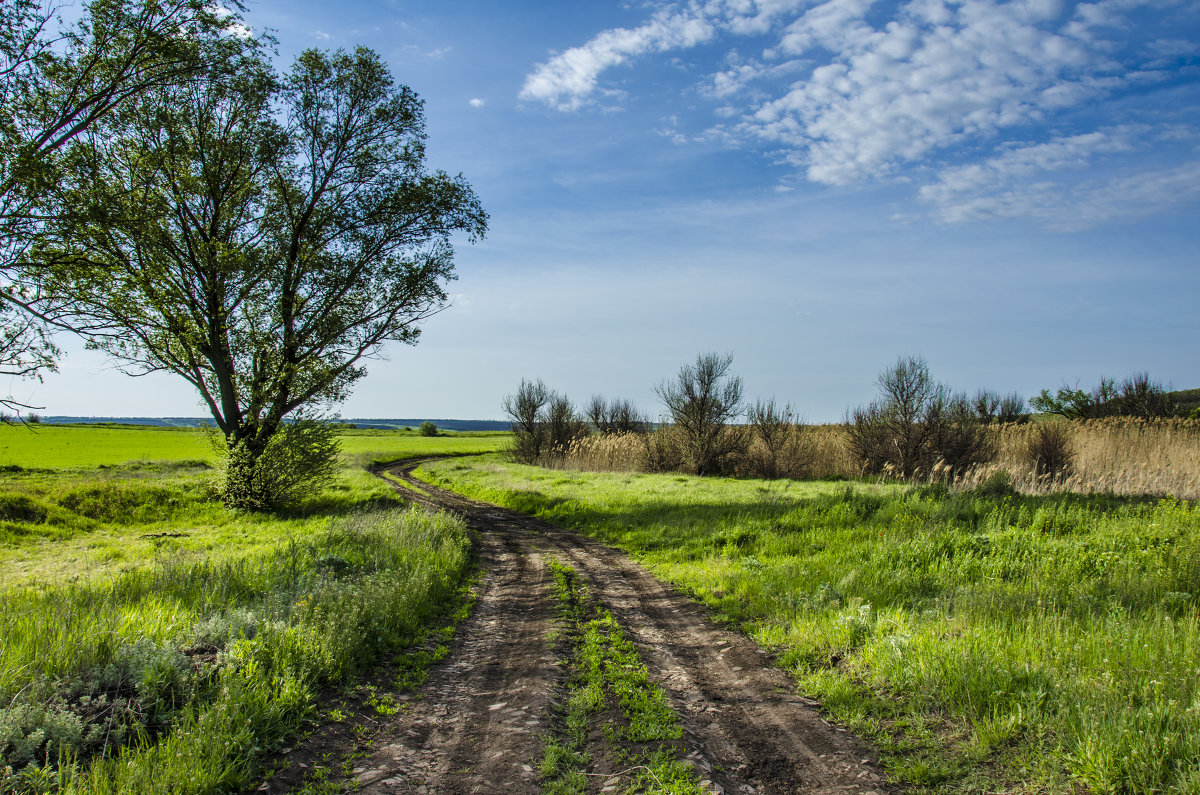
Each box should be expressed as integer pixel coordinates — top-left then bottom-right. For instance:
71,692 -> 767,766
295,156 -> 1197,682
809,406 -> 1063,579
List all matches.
548,418 -> 1200,499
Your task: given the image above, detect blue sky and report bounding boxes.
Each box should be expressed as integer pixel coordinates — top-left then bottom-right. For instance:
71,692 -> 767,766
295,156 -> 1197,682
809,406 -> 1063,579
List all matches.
18,0 -> 1200,422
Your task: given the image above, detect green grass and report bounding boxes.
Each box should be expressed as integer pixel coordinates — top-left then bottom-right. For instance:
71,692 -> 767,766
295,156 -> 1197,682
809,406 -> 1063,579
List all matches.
420,456 -> 1200,794
0,431 -> 499,793
0,423 -> 509,469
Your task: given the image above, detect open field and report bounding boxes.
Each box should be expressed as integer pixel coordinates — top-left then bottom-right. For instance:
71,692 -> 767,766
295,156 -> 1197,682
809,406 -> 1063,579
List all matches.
0,423 -> 508,469
0,431 -> 498,792
418,455 -> 1200,793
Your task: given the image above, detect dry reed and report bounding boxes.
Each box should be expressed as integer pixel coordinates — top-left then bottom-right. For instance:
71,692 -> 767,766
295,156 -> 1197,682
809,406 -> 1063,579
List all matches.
548,418 -> 1200,498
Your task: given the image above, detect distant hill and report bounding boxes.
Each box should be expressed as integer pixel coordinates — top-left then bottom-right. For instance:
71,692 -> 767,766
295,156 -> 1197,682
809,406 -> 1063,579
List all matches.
43,417 -> 511,432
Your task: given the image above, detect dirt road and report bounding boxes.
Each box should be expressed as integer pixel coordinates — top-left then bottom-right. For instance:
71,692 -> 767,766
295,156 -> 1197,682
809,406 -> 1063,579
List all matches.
263,460 -> 892,795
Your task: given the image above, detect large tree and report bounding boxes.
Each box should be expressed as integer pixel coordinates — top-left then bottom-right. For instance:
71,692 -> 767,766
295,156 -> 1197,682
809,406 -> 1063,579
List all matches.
0,0 -> 240,413
34,45 -> 486,508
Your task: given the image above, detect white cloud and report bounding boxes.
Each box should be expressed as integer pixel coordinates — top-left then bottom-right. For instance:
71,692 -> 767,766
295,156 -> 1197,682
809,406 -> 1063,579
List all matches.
520,0 -> 1200,225
313,30 -> 332,41
919,126 -> 1200,228
520,9 -> 717,110
469,98 -> 486,108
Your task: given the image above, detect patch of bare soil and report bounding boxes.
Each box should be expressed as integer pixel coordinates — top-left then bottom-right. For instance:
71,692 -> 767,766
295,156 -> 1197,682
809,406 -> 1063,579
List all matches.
258,460 -> 893,794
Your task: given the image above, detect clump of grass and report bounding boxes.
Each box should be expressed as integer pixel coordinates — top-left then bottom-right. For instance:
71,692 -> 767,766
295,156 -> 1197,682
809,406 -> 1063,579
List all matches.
541,561 -> 703,795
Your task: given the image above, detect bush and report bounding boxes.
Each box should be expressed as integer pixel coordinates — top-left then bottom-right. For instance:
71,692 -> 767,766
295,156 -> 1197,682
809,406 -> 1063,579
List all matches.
847,355 -> 993,478
503,379 -> 551,464
219,417 -> 341,510
639,426 -> 686,473
1025,422 -> 1074,480
418,421 -> 438,437
654,352 -> 748,476
744,399 -> 812,479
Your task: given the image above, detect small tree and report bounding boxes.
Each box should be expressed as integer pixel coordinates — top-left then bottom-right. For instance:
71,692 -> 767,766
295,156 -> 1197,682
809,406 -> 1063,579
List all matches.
1031,373 -> 1175,420
503,378 -> 550,464
848,355 -> 993,478
586,395 -> 648,435
419,421 -> 438,437
746,398 -> 810,479
544,394 -> 589,458
655,352 -> 747,476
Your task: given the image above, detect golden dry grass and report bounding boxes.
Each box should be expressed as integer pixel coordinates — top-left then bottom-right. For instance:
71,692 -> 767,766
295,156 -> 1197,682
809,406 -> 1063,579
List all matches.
551,418 -> 1200,498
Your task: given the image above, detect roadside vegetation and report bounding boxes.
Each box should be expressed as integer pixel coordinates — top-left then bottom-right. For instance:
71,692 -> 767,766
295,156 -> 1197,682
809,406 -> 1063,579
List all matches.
0,431 -> 495,792
504,354 -> 1198,499
419,456 -> 1200,793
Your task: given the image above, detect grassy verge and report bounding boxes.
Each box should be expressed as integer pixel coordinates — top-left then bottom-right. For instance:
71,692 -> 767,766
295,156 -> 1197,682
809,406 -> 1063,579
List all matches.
541,561 -> 704,795
0,436 -> 489,793
420,456 -> 1200,794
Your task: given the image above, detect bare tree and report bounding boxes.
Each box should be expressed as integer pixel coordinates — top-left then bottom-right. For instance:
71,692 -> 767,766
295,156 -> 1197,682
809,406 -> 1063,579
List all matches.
655,352 -> 748,476
848,355 -> 993,478
503,378 -> 550,464
997,392 -> 1028,424
973,389 -> 1000,423
586,395 -> 648,435
746,398 -> 810,479
545,394 -> 589,458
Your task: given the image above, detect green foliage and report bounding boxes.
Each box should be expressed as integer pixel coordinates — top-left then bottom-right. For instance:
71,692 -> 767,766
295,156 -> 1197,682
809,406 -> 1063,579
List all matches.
29,38 -> 486,510
424,458 -> 1200,794
219,418 -> 341,511
418,421 -> 438,437
2,0 -> 242,387
1032,373 -> 1177,419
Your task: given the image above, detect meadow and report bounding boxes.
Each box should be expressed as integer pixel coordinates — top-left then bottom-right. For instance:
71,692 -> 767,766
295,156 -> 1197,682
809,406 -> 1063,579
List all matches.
0,426 -> 504,793
418,455 -> 1200,794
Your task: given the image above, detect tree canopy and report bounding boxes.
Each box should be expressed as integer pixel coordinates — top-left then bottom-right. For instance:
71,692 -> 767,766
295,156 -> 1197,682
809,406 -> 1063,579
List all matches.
31,42 -> 486,508
1,0 -> 241,413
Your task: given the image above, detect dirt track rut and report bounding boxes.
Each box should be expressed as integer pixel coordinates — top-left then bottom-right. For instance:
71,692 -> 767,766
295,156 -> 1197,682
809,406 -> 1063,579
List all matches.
268,460 -> 893,794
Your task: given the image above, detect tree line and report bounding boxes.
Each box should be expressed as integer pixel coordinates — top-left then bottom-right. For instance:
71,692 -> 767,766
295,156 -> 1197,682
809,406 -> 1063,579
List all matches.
504,353 -> 1185,481
0,1 -> 485,508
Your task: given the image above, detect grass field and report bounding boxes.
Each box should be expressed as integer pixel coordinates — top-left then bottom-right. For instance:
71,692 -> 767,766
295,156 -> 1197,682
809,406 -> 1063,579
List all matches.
418,455 -> 1200,794
0,427 -> 504,793
0,423 -> 508,469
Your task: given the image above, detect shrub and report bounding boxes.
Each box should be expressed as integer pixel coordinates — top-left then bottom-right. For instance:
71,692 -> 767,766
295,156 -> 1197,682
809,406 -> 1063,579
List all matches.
502,379 -> 551,464
1025,422 -> 1074,479
847,355 -> 993,478
654,352 -> 748,475
418,421 -> 438,437
744,399 -> 812,479
218,417 -> 341,510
